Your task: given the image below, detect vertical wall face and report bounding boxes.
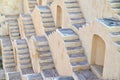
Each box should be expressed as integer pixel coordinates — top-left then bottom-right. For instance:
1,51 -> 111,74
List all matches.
77,0 -> 114,22
0,0 -> 23,15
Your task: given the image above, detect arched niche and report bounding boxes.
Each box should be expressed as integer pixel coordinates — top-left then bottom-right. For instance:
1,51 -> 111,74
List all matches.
91,34 -> 106,77
56,5 -> 62,28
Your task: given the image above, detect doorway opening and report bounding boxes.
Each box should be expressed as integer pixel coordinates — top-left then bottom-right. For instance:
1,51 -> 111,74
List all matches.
91,34 -> 106,78
56,5 -> 62,28
38,0 -> 42,5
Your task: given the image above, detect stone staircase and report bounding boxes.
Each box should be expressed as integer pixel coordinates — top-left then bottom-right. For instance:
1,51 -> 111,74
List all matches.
5,14 -> 21,40
109,0 -> 120,15
47,0 -> 53,5
32,36 -> 59,79
38,6 -> 56,35
14,39 -> 43,80
64,0 -> 86,29
19,14 -> 36,38
100,18 -> 120,52
28,0 -> 38,12
58,28 -> 89,71
1,36 -> 21,80
57,28 -> 98,79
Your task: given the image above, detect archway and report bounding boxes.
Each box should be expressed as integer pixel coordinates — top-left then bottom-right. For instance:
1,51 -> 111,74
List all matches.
38,0 -> 42,5
91,34 -> 106,77
56,5 -> 62,28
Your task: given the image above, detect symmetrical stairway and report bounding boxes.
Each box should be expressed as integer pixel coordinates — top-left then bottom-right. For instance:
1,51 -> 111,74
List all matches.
1,36 -> 21,80
14,39 -> 43,80
5,14 -> 21,40
19,14 -> 36,39
32,36 -> 59,79
64,0 -> 86,29
28,0 -> 38,12
38,6 -> 56,35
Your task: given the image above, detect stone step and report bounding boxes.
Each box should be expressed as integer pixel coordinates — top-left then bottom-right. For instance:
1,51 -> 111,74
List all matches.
40,55 -> 53,63
42,69 -> 59,77
10,32 -> 20,37
6,72 -> 21,80
38,6 -> 50,12
21,62 -> 32,69
28,0 -> 37,3
5,67 -> 16,72
44,27 -> 56,32
0,70 -> 5,80
37,45 -> 50,52
69,13 -> 83,19
17,44 -> 28,49
42,17 -> 53,22
10,36 -> 20,40
23,19 -> 33,25
19,53 -> 30,60
113,8 -> 120,13
67,46 -> 84,54
69,53 -> 86,63
65,2 -> 78,7
110,2 -> 120,8
64,0 -> 77,3
21,68 -> 34,74
25,28 -> 35,33
3,53 -> 14,58
9,26 -> 19,30
24,73 -> 43,80
3,50 -> 13,54
38,50 -> 51,57
71,18 -> 85,24
74,70 -> 98,80
41,63 -> 55,70
41,14 -> 52,18
71,61 -> 89,71
17,48 -> 29,54
9,22 -> 18,26
2,46 -> 12,51
67,8 -> 80,13
4,62 -> 16,68
35,41 -> 48,46
24,24 -> 34,28
64,39 -> 81,47
43,22 -> 55,26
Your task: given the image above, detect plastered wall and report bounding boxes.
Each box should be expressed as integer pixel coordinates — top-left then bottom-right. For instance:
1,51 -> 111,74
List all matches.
78,20 -> 120,79
77,0 -> 115,23
0,0 -> 23,15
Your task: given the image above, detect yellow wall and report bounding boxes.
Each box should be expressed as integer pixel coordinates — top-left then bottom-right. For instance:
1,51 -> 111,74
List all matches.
0,0 -> 23,15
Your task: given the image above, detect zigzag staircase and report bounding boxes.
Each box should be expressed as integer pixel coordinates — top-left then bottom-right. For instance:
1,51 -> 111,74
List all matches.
1,36 -> 21,80
38,6 -> 56,35
49,28 -> 98,80
5,14 -> 21,40
47,0 -> 53,5
14,39 -> 43,80
28,0 -> 38,12
64,0 -> 86,29
109,0 -> 120,17
100,18 -> 120,53
18,14 -> 36,39
31,36 -> 60,79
